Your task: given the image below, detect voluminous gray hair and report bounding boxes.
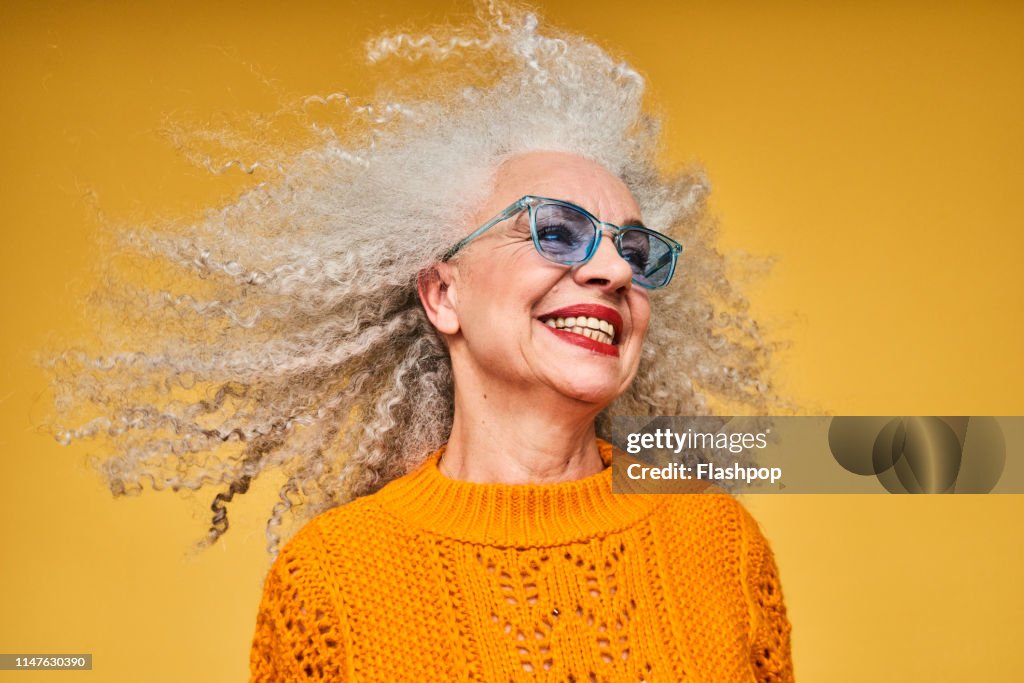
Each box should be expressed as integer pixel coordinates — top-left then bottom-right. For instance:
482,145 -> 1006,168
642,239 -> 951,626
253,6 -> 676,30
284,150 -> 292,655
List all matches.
46,2 -> 772,555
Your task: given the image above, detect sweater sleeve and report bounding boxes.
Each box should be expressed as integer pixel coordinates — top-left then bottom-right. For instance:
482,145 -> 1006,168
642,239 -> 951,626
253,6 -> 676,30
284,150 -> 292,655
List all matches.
741,508 -> 795,682
249,520 -> 348,682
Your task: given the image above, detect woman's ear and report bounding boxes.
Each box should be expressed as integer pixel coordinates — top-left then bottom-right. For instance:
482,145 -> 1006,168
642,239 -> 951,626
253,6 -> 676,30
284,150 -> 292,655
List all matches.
416,263 -> 460,336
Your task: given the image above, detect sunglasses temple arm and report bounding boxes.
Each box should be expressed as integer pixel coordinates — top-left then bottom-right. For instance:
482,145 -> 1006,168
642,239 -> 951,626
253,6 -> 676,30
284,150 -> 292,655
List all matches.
441,202 -> 525,262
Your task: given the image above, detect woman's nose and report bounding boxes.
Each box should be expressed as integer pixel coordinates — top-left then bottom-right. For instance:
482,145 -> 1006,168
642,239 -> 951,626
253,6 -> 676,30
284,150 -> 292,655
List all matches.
572,231 -> 634,292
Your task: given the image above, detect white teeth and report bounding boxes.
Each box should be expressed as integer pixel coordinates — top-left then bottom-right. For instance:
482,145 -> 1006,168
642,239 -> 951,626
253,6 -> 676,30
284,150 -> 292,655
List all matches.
541,315 -> 617,344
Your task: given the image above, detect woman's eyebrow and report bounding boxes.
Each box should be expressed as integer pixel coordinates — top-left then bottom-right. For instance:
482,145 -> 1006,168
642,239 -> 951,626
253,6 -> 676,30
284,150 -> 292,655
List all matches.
606,213 -> 646,229
553,197 -> 646,228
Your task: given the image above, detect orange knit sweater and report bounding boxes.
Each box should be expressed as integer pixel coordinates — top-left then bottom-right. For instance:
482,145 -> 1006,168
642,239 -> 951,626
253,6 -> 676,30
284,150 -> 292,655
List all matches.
250,440 -> 793,681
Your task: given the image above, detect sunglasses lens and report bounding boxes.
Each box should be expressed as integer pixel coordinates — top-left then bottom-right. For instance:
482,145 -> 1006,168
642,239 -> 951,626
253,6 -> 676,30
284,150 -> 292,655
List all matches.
620,229 -> 676,288
533,203 -> 596,263
532,202 -> 678,288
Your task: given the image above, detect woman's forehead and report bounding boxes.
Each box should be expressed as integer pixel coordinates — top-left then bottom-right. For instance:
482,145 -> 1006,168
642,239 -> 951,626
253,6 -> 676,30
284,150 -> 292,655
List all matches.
488,151 -> 641,221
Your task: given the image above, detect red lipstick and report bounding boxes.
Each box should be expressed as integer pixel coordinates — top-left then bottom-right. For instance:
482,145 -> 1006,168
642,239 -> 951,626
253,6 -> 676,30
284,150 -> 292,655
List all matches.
538,304 -> 623,337
537,303 -> 624,357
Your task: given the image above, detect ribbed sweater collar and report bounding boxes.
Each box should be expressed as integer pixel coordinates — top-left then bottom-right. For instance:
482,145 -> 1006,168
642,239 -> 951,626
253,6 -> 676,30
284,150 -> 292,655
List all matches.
372,439 -> 657,547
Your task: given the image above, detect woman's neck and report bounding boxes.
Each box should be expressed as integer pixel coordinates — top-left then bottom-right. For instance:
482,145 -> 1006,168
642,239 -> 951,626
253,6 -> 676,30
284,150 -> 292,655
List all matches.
441,390 -> 607,485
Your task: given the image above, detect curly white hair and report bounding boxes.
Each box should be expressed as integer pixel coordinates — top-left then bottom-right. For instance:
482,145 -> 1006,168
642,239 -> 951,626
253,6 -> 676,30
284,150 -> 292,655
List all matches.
45,1 -> 772,555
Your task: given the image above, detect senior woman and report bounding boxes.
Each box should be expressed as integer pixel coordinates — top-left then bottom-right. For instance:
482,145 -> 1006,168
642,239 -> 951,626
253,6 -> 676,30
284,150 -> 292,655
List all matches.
48,3 -> 791,681
249,146 -> 794,681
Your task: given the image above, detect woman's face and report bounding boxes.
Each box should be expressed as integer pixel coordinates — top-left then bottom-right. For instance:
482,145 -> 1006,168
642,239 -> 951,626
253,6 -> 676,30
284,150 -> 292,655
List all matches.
439,151 -> 651,409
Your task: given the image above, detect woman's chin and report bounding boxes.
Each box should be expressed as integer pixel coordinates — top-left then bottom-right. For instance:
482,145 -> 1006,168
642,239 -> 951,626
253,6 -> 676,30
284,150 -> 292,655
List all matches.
530,325 -> 633,406
543,375 -> 623,408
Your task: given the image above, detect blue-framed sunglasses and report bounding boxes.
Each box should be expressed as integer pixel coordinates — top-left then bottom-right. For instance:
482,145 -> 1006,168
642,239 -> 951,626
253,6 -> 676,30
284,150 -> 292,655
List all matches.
441,195 -> 684,289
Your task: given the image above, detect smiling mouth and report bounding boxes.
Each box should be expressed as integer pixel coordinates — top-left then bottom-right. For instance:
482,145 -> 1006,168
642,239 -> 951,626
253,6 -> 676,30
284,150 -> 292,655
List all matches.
540,316 -> 616,345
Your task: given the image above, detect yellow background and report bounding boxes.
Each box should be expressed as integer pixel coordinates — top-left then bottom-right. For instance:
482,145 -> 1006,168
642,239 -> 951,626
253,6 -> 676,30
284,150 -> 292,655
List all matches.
2,0 -> 1022,680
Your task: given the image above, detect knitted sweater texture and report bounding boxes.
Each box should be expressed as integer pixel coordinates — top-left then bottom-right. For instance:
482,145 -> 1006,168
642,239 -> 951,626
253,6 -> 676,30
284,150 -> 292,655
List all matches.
250,440 -> 794,681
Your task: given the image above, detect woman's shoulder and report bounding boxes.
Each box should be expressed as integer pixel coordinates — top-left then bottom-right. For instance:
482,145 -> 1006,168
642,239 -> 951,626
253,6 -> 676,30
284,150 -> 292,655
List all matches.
268,474 -> 416,572
609,446 -> 766,541
639,486 -> 777,583
277,492 -> 393,559
654,487 -> 762,527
